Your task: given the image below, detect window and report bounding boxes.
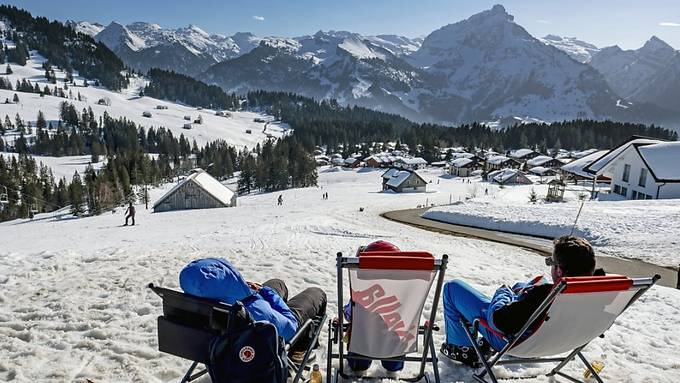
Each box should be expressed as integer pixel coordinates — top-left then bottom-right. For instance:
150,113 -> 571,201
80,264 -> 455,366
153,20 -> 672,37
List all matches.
622,164 -> 631,182
638,168 -> 647,187
632,191 -> 638,199
613,184 -> 628,197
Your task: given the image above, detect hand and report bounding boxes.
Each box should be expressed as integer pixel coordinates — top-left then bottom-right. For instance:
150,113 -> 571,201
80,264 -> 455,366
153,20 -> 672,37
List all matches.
247,281 -> 262,291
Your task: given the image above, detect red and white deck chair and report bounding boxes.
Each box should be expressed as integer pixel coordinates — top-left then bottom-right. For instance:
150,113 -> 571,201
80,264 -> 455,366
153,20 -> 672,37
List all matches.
327,249 -> 448,383
463,274 -> 661,383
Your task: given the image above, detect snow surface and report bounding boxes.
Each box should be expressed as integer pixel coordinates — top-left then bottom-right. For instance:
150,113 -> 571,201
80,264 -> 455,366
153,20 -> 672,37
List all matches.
0,52 -> 289,148
1,168 -> 679,382
637,141 -> 680,181
424,187 -> 680,266
560,150 -> 609,179
338,37 -> 386,60
0,153 -> 105,180
585,139 -> 661,174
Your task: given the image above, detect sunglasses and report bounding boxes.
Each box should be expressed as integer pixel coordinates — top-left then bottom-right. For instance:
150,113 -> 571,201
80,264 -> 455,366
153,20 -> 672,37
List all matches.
545,256 -> 557,267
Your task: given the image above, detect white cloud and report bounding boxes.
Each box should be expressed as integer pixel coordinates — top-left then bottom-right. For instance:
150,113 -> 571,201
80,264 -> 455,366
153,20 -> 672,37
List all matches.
659,22 -> 680,27
253,15 -> 265,21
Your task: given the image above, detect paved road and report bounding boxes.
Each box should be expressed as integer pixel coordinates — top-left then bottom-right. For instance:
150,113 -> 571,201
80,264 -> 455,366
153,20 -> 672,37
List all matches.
382,207 -> 677,288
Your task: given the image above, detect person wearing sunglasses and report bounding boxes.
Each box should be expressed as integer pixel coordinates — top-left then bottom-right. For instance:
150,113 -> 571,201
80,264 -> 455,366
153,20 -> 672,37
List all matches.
440,236 -> 600,368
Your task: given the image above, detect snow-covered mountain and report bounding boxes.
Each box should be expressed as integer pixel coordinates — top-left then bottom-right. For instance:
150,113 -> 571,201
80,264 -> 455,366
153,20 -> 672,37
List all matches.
72,21 -> 261,76
202,30 -> 429,120
589,36 -> 680,112
203,5 -> 672,126
540,35 -> 600,63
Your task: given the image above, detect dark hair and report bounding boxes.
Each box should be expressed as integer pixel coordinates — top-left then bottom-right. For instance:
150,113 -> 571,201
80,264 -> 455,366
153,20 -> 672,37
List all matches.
553,236 -> 596,277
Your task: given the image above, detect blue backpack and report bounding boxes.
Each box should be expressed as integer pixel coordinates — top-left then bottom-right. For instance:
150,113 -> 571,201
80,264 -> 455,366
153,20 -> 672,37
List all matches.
208,312 -> 288,383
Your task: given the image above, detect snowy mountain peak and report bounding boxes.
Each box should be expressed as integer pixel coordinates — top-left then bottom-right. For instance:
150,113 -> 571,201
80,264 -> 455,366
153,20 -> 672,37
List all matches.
96,22 -> 147,52
540,34 -> 600,63
187,24 -> 210,37
337,36 -> 386,60
641,36 -> 675,53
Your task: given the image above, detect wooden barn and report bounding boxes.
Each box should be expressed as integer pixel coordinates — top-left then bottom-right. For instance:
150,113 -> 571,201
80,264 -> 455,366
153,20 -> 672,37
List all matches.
382,168 -> 427,193
153,169 -> 237,212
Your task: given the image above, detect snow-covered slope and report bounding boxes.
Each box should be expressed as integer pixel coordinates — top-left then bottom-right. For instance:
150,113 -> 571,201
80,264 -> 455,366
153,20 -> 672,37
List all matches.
1,168 -> 678,382
1,51 -> 288,150
540,34 -> 600,63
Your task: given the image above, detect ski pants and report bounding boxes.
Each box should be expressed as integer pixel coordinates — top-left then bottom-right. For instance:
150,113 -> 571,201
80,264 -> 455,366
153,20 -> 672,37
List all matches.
263,279 -> 327,352
443,280 -> 507,351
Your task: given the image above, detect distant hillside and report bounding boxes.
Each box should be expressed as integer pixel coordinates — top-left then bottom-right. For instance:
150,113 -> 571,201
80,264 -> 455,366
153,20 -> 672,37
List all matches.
0,5 -> 127,90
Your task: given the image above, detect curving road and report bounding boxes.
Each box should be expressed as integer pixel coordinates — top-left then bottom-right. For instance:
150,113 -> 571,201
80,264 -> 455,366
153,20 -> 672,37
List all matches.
382,207 -> 677,288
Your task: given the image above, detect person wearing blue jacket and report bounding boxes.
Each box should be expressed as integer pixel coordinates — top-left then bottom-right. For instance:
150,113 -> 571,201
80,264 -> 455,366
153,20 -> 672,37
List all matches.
440,236 -> 598,367
179,258 -> 326,359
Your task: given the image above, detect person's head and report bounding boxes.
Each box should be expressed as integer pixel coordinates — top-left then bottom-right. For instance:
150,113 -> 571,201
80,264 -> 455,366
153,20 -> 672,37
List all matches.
547,236 -> 596,281
363,240 -> 400,253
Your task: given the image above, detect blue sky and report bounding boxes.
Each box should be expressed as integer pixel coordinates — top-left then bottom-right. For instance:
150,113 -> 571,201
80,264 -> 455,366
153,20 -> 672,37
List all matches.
5,0 -> 680,49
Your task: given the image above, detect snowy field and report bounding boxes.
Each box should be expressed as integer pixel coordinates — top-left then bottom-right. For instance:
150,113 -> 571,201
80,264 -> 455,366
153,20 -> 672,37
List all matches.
0,51 -> 289,149
423,194 -> 680,267
0,152 -> 106,180
1,168 -> 679,382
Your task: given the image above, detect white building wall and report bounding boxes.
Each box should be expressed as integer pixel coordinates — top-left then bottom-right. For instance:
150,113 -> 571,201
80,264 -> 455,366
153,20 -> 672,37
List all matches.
605,146 -> 668,199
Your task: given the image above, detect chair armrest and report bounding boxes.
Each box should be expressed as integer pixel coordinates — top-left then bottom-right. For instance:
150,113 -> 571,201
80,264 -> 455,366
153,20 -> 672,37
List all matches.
287,319 -> 313,350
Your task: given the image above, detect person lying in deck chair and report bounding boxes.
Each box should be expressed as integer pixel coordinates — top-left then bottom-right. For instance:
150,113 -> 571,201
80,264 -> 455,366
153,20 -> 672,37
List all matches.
440,236 -> 601,367
179,258 -> 327,363
344,240 -> 405,377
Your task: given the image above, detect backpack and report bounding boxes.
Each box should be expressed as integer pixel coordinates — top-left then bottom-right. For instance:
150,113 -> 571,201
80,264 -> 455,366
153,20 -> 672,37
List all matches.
207,312 -> 288,383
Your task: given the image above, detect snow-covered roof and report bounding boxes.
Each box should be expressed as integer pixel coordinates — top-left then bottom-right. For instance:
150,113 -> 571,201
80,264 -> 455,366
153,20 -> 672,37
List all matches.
397,157 -> 428,165
571,148 -> 599,159
344,157 -> 359,164
451,152 -> 475,160
560,150 -> 609,179
382,167 -> 400,179
154,170 -> 235,208
526,155 -> 555,167
637,142 -> 680,182
385,169 -> 424,188
490,169 -> 531,184
486,155 -> 511,165
451,158 -> 474,168
528,166 -> 554,175
585,138 -> 662,174
509,148 -> 536,159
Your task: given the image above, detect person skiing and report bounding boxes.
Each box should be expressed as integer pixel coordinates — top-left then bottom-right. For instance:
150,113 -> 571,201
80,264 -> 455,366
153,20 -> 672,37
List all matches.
277,194 -> 283,206
124,202 -> 136,226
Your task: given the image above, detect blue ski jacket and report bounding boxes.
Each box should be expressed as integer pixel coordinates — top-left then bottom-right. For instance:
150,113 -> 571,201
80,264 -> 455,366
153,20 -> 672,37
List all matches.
179,258 -> 298,342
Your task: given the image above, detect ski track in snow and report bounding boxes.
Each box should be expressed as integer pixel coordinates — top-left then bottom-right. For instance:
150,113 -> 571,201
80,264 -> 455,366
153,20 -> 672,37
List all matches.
0,168 -> 679,382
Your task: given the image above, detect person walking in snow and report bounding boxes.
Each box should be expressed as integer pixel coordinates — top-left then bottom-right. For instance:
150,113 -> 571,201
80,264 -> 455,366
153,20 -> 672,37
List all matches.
124,202 -> 136,226
277,194 -> 283,206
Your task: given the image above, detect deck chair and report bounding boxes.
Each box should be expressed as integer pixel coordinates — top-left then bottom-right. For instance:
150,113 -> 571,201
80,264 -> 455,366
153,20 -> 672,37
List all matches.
148,283 -> 327,383
327,250 -> 448,382
461,274 -> 661,383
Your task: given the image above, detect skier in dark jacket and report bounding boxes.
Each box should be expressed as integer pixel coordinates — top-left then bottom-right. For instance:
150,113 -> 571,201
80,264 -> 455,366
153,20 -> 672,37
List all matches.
277,194 -> 283,206
440,236 -> 598,367
124,202 -> 136,226
180,258 -> 326,357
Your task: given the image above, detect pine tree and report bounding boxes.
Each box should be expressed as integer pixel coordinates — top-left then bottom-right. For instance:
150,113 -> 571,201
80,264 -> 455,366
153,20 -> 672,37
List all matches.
12,93 -> 19,103
69,171 -> 85,215
5,64 -> 11,74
